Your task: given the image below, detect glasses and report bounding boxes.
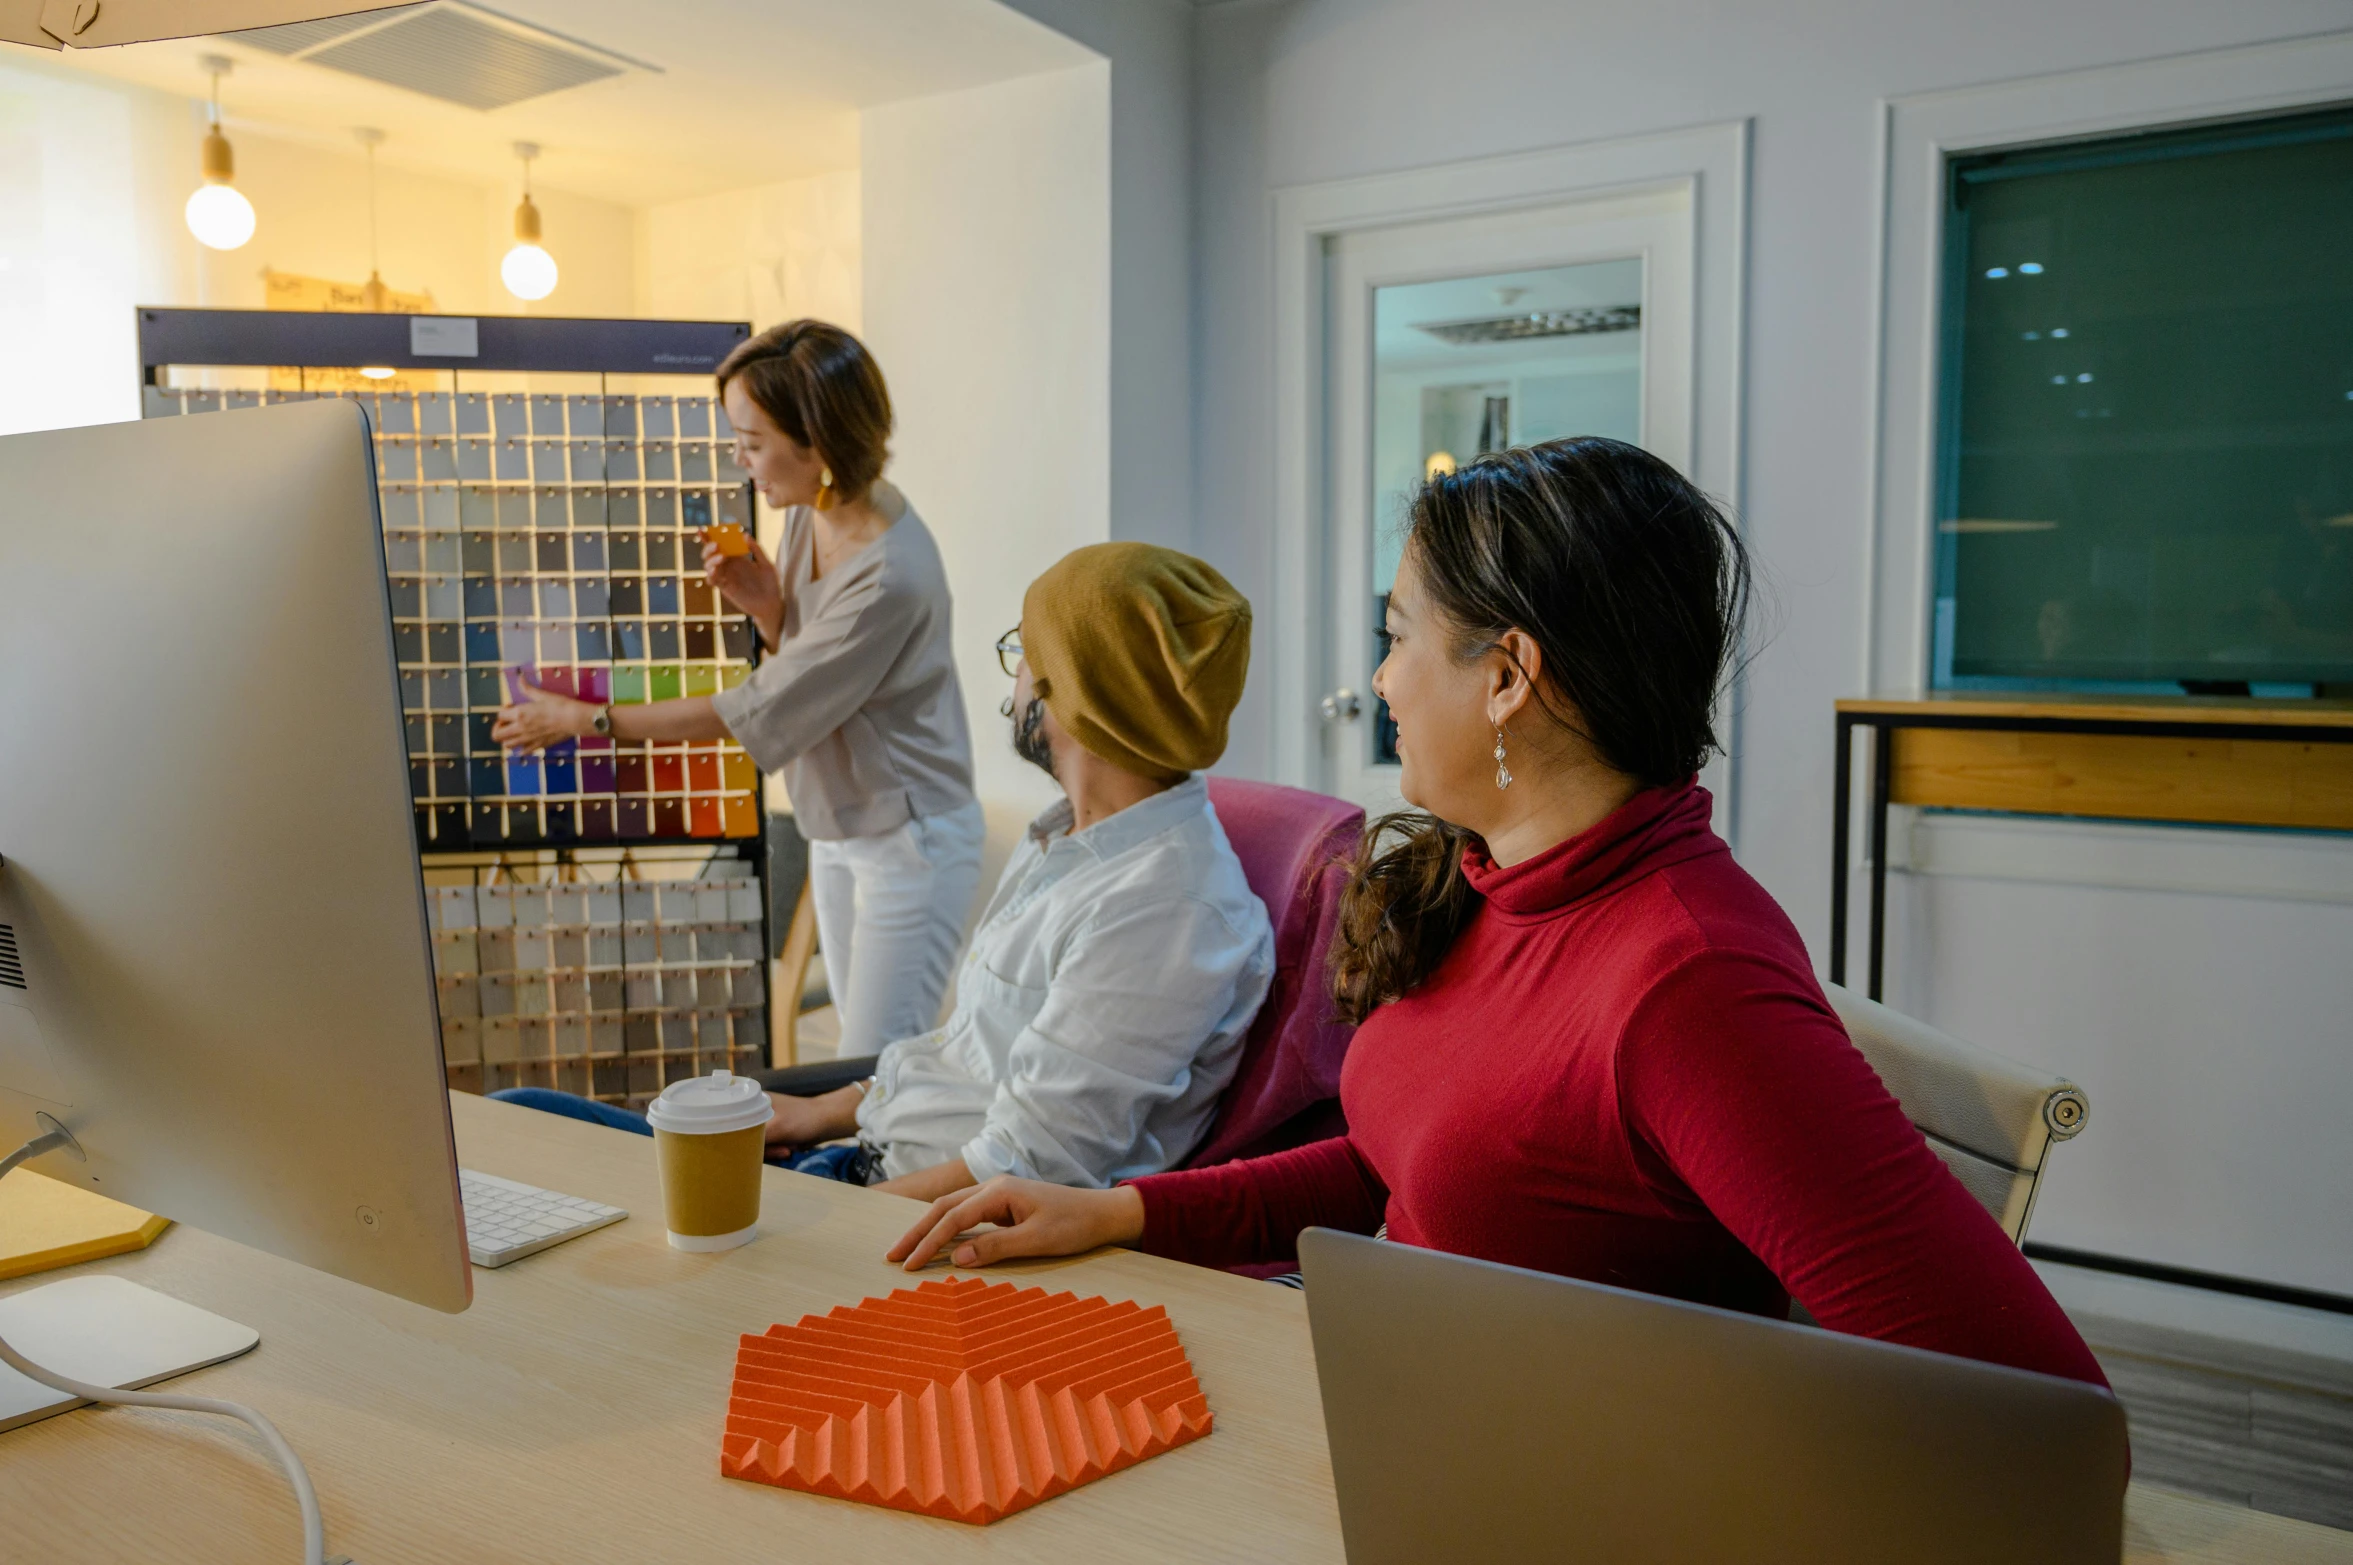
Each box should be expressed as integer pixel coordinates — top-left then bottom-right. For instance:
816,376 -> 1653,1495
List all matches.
995,627 -> 1024,678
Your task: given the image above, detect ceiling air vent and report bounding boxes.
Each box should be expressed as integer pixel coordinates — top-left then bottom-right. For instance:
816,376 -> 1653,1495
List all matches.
226,2 -> 653,112
1413,304 -> 1642,347
0,925 -> 24,990
228,4 -> 416,56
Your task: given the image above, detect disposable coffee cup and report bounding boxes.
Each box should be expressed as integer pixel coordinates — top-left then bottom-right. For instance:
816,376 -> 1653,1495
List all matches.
646,1069 -> 771,1252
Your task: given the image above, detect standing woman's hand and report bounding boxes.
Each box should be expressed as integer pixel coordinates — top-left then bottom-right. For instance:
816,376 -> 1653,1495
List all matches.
704,533 -> 784,648
493,682 -> 596,753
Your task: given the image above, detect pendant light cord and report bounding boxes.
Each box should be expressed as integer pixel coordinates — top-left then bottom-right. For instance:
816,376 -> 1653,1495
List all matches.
366,140 -> 380,277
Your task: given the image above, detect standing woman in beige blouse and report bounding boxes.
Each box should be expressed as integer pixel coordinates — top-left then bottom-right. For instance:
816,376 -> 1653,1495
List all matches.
497,321 -> 985,1061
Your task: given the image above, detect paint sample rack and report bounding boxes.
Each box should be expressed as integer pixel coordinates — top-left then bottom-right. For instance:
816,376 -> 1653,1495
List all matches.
430,866 -> 767,1108
134,310 -> 778,1101
135,309 -> 762,853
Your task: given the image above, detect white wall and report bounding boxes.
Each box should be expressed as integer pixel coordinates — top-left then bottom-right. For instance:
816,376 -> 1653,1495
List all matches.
0,56 -> 637,439
1190,0 -> 2353,1295
1904,865 -> 2353,1296
0,59 -> 194,434
636,171 -> 862,334
1000,0 -> 1197,553
861,61 -> 1113,821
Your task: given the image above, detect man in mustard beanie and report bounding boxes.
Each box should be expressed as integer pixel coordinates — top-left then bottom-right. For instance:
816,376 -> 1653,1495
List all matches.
1014,541 -> 1253,783
757,542 -> 1275,1204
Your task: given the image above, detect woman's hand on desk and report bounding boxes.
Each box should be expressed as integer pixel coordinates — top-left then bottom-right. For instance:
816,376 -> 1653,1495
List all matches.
493,682 -> 595,752
703,535 -> 783,647
887,1177 -> 1145,1273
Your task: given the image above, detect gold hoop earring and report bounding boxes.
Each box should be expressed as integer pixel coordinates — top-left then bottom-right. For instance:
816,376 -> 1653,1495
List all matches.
1493,727 -> 1513,790
814,466 -> 836,512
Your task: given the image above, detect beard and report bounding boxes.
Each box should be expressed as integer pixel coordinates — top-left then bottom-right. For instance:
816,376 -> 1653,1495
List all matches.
1011,695 -> 1056,780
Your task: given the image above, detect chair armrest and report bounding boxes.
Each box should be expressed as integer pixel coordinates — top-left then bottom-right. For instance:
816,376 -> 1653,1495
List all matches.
750,1056 -> 880,1097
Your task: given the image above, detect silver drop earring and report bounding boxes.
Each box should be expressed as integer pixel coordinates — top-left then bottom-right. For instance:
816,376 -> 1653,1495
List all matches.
1493,727 -> 1513,790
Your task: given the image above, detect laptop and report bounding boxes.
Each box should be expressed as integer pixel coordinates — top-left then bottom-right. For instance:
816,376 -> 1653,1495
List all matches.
1298,1228 -> 2128,1565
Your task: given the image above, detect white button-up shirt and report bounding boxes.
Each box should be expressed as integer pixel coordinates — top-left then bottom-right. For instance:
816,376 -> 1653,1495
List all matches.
855,776 -> 1274,1187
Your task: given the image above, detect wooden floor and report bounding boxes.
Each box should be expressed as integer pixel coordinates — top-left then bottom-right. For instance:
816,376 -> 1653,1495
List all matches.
2087,1315 -> 2353,1531
2037,1257 -> 2353,1534
2126,1485 -> 2353,1565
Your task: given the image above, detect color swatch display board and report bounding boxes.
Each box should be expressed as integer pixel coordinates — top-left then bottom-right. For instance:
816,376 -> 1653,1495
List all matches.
137,309 -> 776,1107
135,308 -> 761,853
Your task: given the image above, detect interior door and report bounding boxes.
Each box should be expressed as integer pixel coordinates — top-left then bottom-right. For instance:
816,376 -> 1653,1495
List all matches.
1320,189 -> 1695,817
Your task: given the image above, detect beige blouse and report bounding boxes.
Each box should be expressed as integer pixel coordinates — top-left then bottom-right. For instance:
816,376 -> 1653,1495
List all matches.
709,483 -> 975,841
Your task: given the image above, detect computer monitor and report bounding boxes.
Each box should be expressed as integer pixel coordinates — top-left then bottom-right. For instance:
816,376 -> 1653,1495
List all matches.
0,399 -> 470,1315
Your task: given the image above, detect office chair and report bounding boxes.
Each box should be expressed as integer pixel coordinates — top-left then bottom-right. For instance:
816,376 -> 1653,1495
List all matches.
1823,983 -> 2088,1245
1180,778 -> 1363,1168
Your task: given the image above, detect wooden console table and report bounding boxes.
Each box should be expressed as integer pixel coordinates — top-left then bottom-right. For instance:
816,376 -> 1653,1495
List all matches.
1830,693 -> 2353,999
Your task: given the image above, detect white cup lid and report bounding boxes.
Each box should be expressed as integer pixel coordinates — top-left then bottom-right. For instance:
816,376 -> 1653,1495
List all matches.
645,1070 -> 772,1135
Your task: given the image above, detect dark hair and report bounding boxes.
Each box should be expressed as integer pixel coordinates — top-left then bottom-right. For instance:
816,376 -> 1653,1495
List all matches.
1329,437 -> 1751,1024
715,320 -> 893,502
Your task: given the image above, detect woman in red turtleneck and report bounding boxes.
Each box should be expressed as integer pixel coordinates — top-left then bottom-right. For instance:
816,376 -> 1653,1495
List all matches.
889,438 -> 2107,1389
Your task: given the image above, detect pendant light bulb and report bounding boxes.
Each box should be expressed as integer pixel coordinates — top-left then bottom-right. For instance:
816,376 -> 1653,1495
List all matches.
185,57 -> 255,251
186,180 -> 257,253
502,141 -> 558,302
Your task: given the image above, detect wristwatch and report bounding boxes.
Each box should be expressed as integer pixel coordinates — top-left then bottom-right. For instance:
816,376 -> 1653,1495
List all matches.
590,706 -> 613,737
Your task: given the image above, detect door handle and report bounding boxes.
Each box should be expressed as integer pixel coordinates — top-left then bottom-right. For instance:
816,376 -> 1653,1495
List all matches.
1320,689 -> 1361,723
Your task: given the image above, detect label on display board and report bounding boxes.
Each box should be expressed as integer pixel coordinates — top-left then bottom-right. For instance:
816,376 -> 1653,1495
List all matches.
411,318 -> 481,358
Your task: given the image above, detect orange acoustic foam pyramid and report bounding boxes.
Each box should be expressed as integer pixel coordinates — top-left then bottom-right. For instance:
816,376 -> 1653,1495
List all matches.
721,1274 -> 1213,1524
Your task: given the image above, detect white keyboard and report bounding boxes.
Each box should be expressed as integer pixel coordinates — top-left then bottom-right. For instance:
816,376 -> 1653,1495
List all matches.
459,1168 -> 628,1269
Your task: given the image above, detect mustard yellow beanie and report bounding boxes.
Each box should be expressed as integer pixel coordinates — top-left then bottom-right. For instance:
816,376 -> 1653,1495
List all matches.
1021,543 -> 1252,782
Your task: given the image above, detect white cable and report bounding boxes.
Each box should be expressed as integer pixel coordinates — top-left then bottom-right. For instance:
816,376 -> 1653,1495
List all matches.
0,1131 -> 330,1564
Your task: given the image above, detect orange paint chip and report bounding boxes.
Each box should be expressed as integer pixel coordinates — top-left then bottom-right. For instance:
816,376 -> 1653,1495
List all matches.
720,1275 -> 1213,1524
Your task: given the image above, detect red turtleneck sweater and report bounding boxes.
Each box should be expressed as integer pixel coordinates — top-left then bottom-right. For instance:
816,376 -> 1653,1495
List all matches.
1131,782 -> 2107,1388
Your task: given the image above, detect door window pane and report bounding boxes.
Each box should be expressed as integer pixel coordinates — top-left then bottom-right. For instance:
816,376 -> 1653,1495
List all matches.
1368,260 -> 1643,760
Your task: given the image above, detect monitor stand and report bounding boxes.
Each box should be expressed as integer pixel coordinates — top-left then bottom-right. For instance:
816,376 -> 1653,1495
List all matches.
0,1273 -> 259,1433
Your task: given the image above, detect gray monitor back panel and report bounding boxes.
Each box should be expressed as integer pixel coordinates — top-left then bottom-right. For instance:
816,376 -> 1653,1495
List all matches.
0,401 -> 469,1313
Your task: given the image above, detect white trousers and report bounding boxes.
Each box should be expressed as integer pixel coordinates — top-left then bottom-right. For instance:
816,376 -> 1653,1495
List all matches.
806,800 -> 986,1060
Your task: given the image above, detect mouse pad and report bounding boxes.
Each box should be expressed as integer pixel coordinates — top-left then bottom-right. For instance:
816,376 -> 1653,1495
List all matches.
0,1274 -> 257,1433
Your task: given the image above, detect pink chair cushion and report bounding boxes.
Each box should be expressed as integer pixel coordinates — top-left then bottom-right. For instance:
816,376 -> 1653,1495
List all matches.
1187,778 -> 1365,1169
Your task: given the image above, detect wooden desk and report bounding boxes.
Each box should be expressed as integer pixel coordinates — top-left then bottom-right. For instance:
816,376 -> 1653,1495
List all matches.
4,1092 -> 2348,1563
2126,1488 -> 2353,1565
2,1093 -> 1341,1562
1830,693 -> 2353,998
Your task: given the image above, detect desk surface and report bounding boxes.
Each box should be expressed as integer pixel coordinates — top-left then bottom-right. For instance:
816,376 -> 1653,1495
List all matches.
1835,691 -> 2353,729
3,1092 -> 2348,1563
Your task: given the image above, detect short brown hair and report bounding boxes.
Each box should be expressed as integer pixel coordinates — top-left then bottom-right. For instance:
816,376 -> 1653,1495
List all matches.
715,320 -> 893,501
